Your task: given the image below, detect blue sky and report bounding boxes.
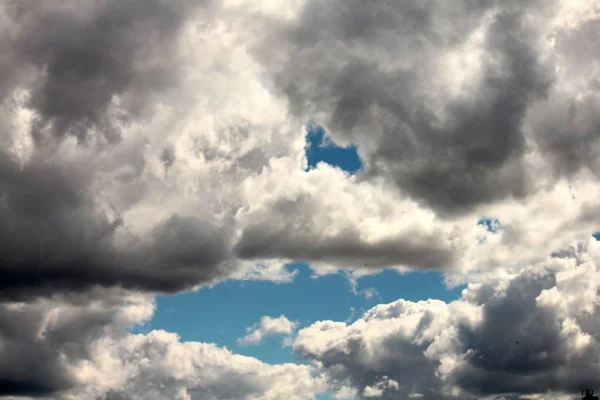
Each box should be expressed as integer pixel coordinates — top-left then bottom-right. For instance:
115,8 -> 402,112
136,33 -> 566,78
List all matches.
304,123 -> 362,174
142,264 -> 464,364
142,124 -> 465,382
478,217 -> 501,233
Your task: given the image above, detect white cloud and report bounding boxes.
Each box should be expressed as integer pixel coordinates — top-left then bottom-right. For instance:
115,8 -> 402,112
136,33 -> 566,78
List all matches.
0,291 -> 327,400
74,330 -> 327,400
238,315 -> 299,346
293,241 -> 600,399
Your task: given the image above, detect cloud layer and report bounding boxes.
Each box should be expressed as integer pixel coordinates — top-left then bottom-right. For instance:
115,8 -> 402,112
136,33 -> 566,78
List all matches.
1,0 -> 600,398
1,0 -> 600,295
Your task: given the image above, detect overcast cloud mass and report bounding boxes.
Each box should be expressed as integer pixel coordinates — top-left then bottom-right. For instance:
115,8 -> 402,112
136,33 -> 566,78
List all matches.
1,0 -> 600,398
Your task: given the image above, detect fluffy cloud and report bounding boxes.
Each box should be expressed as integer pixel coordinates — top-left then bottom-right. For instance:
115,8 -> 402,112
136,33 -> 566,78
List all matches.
251,0 -> 596,215
0,289 -> 154,396
0,0 -> 294,299
0,148 -> 233,298
78,330 -> 326,400
1,0 -> 599,296
0,291 -> 326,399
2,0 -> 600,398
293,240 -> 600,399
238,315 -> 298,346
233,0 -> 600,276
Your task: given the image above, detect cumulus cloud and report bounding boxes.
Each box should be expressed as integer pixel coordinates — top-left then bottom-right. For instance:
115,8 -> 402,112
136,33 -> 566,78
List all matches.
251,0 -> 592,215
0,151 -> 233,298
1,0 -> 600,297
80,330 -> 326,400
230,0 -> 600,276
0,289 -> 155,396
238,315 -> 299,346
0,0 -> 293,299
2,0 -> 600,398
0,291 -> 326,399
293,240 -> 600,399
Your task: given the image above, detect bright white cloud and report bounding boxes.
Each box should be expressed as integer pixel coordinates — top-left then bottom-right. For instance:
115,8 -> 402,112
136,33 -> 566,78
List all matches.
239,315 -> 299,346
75,330 -> 327,400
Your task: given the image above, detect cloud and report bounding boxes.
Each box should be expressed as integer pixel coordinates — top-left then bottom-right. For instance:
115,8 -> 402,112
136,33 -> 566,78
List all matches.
238,315 -> 299,346
0,0 -> 214,145
1,1 -> 600,397
0,291 -> 326,399
0,0 -> 599,300
293,240 -> 600,399
0,289 -> 154,396
0,148 -> 234,299
0,0 -> 289,299
82,330 -> 326,400
363,376 -> 400,398
233,161 -> 460,272
251,0 -> 599,216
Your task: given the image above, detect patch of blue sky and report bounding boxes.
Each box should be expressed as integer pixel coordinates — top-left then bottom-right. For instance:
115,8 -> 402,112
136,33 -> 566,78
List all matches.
135,264 -> 465,366
476,217 -> 502,244
478,217 -> 502,233
304,123 -> 362,174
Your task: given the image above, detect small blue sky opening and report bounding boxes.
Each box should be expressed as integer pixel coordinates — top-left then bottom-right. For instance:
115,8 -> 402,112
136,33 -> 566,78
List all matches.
304,122 -> 362,174
478,217 -> 502,233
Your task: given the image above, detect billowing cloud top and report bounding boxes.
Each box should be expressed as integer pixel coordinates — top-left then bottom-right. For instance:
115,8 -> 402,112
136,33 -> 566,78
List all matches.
1,0 -> 600,398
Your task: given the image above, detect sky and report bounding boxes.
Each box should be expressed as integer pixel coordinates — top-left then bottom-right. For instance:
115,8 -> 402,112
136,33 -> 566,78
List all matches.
1,1 -> 600,399
143,132 -> 462,367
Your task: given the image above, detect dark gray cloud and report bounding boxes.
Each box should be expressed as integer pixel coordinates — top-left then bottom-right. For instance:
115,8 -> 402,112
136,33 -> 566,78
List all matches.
0,290 -> 151,396
451,271 -> 567,396
252,0 -> 557,215
1,0 -> 209,146
0,149 -> 233,300
98,391 -> 131,400
0,0 -> 237,301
